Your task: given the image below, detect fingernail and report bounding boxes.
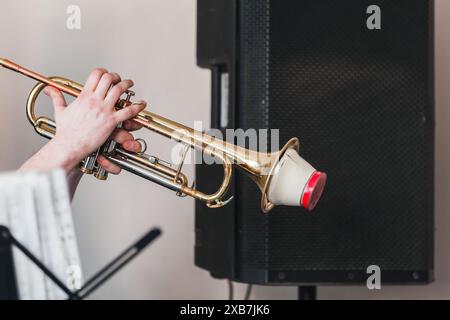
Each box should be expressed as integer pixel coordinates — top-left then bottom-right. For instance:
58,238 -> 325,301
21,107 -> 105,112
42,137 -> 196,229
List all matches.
135,100 -> 146,105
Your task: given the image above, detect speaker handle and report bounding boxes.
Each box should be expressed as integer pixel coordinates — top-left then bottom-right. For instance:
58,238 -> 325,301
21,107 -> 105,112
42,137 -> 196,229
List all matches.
211,65 -> 222,129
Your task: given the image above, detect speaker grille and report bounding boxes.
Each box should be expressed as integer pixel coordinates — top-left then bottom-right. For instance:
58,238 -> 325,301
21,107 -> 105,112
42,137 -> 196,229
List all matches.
236,0 -> 433,276
235,0 -> 271,271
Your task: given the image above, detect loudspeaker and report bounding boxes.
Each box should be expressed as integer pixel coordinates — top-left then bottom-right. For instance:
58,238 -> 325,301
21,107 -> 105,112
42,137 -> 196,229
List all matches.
195,0 -> 434,285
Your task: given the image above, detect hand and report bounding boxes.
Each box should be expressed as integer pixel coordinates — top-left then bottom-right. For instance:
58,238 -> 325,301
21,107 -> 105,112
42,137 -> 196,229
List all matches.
44,68 -> 146,173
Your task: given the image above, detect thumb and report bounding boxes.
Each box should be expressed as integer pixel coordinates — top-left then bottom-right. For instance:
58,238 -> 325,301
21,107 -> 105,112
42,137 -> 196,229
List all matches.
44,86 -> 67,115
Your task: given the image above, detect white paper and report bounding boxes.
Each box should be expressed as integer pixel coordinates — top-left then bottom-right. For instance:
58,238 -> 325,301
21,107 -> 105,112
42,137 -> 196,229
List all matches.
0,169 -> 83,300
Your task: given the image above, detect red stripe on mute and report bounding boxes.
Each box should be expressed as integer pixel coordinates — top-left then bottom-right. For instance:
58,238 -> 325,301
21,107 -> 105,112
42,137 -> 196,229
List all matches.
301,171 -> 326,211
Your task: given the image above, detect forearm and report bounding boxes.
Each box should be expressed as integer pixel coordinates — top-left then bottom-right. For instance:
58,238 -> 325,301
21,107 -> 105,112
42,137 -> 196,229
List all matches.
19,140 -> 83,199
67,167 -> 84,200
19,139 -> 80,174
20,139 -> 84,199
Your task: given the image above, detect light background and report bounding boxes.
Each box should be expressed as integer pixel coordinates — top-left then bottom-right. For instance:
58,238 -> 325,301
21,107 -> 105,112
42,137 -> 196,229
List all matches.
0,0 -> 448,299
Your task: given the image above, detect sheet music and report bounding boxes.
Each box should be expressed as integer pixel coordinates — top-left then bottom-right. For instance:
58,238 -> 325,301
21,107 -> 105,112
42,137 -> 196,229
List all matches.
0,169 -> 83,300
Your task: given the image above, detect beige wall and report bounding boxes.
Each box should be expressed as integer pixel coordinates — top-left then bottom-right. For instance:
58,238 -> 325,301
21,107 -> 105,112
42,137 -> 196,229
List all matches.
0,0 -> 448,299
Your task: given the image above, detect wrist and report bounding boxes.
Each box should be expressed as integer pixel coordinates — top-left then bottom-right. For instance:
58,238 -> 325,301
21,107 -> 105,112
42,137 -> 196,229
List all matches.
45,138 -> 82,173
19,138 -> 82,174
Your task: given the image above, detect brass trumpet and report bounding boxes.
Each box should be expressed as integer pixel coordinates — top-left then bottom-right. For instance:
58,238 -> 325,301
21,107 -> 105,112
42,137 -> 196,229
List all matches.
0,57 -> 326,213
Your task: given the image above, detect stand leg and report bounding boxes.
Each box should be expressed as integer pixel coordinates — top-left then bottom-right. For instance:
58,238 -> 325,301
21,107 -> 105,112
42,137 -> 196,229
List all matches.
298,286 -> 317,300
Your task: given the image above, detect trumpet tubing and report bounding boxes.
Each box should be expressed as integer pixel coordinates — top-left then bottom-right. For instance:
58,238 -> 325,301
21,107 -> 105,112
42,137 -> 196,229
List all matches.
0,57 -> 327,213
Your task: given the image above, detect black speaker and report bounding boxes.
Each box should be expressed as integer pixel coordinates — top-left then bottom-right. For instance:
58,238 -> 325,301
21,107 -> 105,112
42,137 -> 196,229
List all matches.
195,0 -> 434,285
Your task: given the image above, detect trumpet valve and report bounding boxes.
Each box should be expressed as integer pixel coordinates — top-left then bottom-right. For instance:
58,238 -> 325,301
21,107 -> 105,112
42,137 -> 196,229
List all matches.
116,90 -> 136,108
80,153 -> 98,174
125,90 -> 136,102
94,167 -> 108,180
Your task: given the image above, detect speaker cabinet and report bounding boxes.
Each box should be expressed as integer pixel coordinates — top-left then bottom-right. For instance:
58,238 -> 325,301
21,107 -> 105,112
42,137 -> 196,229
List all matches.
195,0 -> 434,285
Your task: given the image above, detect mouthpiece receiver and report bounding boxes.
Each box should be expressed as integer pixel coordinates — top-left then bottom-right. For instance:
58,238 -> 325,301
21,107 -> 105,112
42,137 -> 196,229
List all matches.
0,57 -> 20,71
0,57 -> 6,68
267,148 -> 327,211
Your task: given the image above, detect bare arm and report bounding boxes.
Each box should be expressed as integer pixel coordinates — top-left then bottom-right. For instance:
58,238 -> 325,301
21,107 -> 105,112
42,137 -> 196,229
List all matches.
19,139 -> 84,200
67,168 -> 84,200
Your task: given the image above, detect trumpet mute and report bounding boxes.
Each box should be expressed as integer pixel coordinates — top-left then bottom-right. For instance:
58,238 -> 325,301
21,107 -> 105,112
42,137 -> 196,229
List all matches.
267,149 -> 327,211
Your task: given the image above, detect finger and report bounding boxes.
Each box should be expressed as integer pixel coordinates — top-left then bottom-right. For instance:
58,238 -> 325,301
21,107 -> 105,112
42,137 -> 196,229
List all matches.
44,86 -> 67,116
111,128 -> 134,144
113,101 -> 147,124
95,72 -> 122,99
123,140 -> 142,153
111,129 -> 142,152
97,155 -> 121,175
123,120 -> 144,131
104,80 -> 134,107
83,68 -> 108,92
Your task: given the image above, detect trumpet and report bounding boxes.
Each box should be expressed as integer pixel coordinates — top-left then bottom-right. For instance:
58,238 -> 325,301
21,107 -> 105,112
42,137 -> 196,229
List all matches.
0,57 -> 327,213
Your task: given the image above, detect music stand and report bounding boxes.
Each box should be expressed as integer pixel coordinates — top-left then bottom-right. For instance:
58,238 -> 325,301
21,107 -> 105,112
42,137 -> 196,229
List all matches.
0,225 -> 161,300
0,226 -> 18,299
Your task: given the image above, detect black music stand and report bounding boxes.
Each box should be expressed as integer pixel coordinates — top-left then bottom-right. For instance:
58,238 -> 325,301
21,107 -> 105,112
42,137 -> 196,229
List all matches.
0,226 -> 18,300
0,225 -> 161,300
